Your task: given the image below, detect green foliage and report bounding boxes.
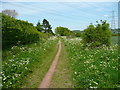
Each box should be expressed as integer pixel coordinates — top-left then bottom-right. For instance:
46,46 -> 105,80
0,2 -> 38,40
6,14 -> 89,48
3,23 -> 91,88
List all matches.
73,30 -> 83,37
64,38 -> 119,88
55,26 -> 74,36
2,37 -> 58,88
111,29 -> 120,34
75,33 -> 81,37
73,30 -> 83,33
2,14 -> 48,49
82,20 -> 112,48
42,19 -> 54,35
36,21 -> 43,32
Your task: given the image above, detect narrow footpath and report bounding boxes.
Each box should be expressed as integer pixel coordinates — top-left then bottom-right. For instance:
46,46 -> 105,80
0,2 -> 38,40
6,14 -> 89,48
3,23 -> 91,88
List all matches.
49,42 -> 74,88
39,40 -> 62,88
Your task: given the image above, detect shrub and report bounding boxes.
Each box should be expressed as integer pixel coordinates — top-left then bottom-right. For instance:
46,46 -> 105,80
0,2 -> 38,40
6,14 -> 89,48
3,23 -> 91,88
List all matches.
82,20 -> 112,48
55,26 -> 74,36
2,13 -> 49,49
75,33 -> 81,37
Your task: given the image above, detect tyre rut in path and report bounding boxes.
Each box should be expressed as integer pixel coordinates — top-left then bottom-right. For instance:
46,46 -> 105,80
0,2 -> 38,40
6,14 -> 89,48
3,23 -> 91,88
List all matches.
39,40 -> 62,88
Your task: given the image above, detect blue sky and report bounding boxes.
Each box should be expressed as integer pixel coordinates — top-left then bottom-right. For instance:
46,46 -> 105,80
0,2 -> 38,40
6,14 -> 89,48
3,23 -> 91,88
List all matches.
1,1 -> 118,32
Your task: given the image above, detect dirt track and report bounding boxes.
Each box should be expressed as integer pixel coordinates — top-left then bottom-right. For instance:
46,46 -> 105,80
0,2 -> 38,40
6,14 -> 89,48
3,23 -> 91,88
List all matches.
39,40 -> 62,88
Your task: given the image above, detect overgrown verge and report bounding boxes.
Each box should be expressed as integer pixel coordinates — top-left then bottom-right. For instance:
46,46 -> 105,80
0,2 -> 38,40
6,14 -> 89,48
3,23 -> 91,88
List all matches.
2,37 -> 58,88
63,37 -> 119,88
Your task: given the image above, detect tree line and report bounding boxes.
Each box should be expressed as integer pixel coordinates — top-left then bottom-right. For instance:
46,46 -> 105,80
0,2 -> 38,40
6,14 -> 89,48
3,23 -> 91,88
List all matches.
2,12 -> 54,49
55,20 -> 112,48
2,9 -> 112,49
55,26 -> 81,37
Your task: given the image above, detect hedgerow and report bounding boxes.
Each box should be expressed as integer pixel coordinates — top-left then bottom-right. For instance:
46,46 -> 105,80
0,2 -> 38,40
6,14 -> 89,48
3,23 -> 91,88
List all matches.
2,13 -> 48,49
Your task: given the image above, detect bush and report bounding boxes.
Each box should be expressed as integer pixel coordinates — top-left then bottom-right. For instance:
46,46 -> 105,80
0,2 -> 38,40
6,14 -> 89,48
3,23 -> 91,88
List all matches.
55,26 -> 74,36
2,13 -> 49,49
82,20 -> 112,48
75,33 -> 81,37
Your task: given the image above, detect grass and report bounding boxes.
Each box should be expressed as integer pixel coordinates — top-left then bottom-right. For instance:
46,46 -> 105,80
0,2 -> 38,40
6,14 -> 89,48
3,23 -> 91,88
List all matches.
21,39 -> 58,88
49,41 -> 74,88
111,36 -> 119,45
63,37 -> 119,88
2,37 -> 58,88
2,36 -> 119,88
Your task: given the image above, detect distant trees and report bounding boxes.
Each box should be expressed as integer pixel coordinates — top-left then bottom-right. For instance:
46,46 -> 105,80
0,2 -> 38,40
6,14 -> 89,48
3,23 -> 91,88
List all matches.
55,26 -> 74,36
2,9 -> 18,18
75,33 -> 81,37
82,20 -> 112,48
111,29 -> 120,36
36,19 -> 54,35
73,30 -> 83,37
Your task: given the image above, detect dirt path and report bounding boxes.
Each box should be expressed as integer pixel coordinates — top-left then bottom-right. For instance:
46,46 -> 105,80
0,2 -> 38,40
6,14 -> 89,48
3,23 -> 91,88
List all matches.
49,42 -> 74,88
39,40 -> 62,88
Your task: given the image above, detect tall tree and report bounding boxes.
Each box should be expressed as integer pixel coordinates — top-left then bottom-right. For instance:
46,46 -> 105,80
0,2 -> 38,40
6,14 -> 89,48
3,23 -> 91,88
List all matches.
2,9 -> 18,18
42,19 -> 48,32
42,19 -> 53,34
36,21 -> 43,32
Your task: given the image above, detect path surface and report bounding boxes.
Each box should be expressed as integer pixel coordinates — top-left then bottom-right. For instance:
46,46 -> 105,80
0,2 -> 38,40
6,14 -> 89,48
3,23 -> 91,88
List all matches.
39,40 -> 62,88
49,42 -> 74,88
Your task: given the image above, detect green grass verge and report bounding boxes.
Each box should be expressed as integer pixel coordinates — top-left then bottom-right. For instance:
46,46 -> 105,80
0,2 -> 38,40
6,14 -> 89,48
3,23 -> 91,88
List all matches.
2,37 -> 58,88
49,41 -> 74,88
20,39 -> 59,88
64,37 -> 119,88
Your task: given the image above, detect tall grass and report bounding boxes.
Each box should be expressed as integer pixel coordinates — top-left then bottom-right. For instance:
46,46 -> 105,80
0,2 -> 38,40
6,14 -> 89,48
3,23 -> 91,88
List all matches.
64,37 -> 119,88
2,37 -> 58,88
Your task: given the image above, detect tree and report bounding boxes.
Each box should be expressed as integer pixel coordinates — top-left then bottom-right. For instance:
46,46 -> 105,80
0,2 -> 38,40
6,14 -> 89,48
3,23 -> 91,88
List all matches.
82,20 -> 112,48
36,21 -> 43,32
55,26 -> 73,36
73,30 -> 83,37
42,19 -> 53,35
2,9 -> 18,18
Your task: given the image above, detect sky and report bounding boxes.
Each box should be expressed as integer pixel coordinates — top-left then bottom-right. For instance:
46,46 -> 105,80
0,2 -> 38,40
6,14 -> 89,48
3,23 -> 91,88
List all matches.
1,0 -> 119,32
